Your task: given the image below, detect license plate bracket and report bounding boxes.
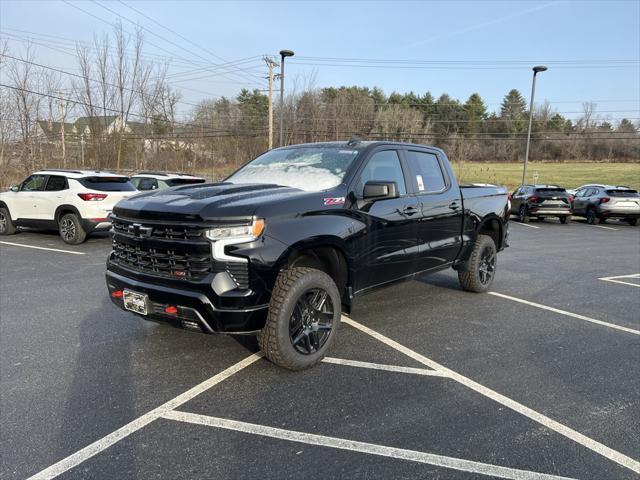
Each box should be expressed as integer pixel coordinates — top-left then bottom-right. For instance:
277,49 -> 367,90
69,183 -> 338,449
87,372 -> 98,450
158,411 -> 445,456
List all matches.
123,289 -> 149,315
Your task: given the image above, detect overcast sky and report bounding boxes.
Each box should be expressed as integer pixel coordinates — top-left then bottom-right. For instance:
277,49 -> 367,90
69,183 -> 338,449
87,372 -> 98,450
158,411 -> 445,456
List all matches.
1,0 -> 639,121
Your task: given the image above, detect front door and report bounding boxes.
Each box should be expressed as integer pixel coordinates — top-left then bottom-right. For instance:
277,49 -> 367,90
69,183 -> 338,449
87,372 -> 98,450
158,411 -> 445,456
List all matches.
351,148 -> 419,292
15,174 -> 48,219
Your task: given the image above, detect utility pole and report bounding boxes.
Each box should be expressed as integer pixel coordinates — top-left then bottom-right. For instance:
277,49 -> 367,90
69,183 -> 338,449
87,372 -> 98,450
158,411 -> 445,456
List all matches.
58,100 -> 67,168
80,133 -> 85,168
263,56 -> 279,150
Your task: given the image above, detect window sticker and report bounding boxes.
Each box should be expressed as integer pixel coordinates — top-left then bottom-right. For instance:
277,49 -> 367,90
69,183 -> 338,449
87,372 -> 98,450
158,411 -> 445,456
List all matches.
416,175 -> 425,191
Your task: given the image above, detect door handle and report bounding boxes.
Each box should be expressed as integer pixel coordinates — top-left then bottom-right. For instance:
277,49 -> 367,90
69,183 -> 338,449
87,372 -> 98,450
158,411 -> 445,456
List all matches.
402,206 -> 419,216
448,202 -> 460,210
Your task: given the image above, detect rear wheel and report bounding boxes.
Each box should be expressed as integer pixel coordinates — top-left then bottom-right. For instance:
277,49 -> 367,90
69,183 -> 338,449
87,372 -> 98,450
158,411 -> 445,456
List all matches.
627,218 -> 638,226
586,209 -> 600,225
0,207 -> 16,235
518,205 -> 530,223
258,267 -> 341,370
59,213 -> 87,244
458,234 -> 497,293
559,215 -> 571,224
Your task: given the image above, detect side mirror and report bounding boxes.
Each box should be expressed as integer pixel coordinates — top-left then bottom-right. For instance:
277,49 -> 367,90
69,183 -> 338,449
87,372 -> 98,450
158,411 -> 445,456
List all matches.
363,181 -> 398,201
10,185 -> 19,192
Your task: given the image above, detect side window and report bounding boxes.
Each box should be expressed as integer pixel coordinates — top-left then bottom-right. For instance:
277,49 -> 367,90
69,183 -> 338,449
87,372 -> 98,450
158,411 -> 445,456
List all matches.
129,177 -> 141,189
137,178 -> 158,191
158,180 -> 170,189
45,175 -> 67,191
405,150 -> 446,193
360,150 -> 406,195
21,175 -> 47,191
585,188 -> 596,197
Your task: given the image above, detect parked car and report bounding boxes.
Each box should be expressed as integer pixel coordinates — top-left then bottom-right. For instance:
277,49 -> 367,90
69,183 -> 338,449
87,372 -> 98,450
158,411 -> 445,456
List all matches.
129,172 -> 206,191
106,140 -> 510,370
0,169 -> 136,244
567,183 -> 632,196
571,185 -> 640,225
510,184 -> 573,223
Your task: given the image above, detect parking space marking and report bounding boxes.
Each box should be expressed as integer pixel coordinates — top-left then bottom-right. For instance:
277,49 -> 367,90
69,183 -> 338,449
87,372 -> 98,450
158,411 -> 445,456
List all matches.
342,317 -> 640,475
599,273 -> 640,288
590,225 -> 618,231
162,410 -> 577,480
0,240 -> 86,255
27,353 -> 263,480
322,357 -> 449,377
512,222 -> 540,229
488,292 -> 640,335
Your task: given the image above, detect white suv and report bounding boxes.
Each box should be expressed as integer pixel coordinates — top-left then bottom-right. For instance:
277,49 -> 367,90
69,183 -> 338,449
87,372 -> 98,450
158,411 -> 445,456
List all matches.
129,171 -> 206,191
0,169 -> 136,244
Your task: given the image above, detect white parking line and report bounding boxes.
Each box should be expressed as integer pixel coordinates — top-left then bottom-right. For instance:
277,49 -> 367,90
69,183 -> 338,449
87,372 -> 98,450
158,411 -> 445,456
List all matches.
322,357 -> 448,377
162,410 -> 577,480
599,273 -> 640,288
342,317 -> 640,475
0,240 -> 86,255
488,292 -> 640,335
27,353 -> 263,480
590,225 -> 618,231
512,222 -> 540,229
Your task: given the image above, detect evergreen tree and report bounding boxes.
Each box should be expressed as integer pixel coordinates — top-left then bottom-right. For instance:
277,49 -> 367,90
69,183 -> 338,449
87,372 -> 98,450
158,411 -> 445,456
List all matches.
500,89 -> 528,133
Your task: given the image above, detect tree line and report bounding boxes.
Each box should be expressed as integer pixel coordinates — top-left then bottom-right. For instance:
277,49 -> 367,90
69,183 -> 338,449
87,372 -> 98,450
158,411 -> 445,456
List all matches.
1,26 -> 638,187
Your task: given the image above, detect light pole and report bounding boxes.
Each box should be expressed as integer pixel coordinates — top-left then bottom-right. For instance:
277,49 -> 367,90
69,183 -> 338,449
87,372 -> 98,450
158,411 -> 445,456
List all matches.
279,49 -> 294,147
522,65 -> 547,185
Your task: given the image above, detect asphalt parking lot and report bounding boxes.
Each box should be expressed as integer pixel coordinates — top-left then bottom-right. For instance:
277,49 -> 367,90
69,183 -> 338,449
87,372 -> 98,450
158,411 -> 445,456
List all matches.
1,218 -> 639,480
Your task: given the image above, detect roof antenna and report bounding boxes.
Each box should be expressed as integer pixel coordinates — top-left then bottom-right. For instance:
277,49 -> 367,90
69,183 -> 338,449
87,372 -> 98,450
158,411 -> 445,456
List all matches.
347,135 -> 362,146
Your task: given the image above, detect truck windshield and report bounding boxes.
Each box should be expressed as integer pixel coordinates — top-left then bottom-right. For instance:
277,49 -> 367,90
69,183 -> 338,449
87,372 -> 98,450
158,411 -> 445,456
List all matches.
227,147 -> 360,191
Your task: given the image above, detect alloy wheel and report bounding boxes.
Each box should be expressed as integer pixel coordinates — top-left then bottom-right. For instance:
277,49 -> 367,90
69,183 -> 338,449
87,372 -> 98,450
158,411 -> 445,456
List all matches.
289,288 -> 334,355
60,218 -> 76,241
478,246 -> 496,285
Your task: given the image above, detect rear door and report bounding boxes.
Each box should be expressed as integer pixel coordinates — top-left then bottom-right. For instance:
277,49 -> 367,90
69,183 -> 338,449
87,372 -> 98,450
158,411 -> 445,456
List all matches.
351,148 -> 419,291
403,148 -> 463,271
572,188 -> 589,214
35,175 -> 69,220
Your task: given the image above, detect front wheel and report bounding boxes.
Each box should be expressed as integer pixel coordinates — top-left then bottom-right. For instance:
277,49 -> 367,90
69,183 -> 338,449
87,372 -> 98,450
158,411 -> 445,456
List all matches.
586,209 -> 600,225
59,213 -> 87,244
518,205 -> 530,223
0,207 -> 16,235
258,267 -> 341,370
458,234 -> 497,293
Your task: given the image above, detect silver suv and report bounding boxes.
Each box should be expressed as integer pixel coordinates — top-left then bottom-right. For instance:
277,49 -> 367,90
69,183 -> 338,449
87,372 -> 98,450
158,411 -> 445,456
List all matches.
572,185 -> 639,225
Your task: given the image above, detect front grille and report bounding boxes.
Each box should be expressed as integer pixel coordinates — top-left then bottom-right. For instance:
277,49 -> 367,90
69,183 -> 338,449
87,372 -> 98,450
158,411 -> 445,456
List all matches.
112,219 -> 203,240
112,238 -> 212,281
226,262 -> 249,290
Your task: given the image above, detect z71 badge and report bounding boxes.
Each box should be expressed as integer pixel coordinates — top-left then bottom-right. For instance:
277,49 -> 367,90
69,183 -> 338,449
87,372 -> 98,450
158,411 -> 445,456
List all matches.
323,197 -> 345,206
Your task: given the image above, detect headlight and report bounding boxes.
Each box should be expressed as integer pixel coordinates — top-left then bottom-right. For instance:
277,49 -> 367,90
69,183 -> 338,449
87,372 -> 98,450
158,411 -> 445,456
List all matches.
205,218 -> 265,242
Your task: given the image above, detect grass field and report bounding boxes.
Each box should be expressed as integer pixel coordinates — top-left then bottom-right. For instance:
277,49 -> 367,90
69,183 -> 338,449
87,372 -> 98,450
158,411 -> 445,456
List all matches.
452,162 -> 640,191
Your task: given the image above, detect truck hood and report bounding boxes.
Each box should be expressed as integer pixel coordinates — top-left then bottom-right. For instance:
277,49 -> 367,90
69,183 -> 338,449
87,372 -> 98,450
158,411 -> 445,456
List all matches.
112,182 -> 309,221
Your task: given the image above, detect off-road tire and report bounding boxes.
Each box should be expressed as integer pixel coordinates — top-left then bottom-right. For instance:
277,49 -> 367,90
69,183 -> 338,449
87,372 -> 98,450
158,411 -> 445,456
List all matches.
559,215 -> 571,224
458,234 -> 497,293
258,267 -> 341,371
0,207 -> 16,235
518,205 -> 530,223
59,213 -> 87,244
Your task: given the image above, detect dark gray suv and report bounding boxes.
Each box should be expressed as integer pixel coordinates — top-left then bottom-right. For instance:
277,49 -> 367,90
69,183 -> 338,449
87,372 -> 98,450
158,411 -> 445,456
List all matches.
572,185 -> 640,225
510,185 -> 573,224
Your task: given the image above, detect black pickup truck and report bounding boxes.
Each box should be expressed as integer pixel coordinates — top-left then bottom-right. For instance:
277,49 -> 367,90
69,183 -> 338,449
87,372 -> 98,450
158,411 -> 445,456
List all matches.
106,140 -> 509,370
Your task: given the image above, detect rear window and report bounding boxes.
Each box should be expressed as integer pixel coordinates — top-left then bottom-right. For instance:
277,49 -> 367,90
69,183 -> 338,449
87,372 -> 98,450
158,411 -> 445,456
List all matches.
77,176 -> 136,191
167,178 -> 206,187
535,187 -> 566,194
606,189 -> 639,197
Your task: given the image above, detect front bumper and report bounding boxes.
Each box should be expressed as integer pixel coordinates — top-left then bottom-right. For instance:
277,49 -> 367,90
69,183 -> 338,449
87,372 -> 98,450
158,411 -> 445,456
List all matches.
106,269 -> 268,334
